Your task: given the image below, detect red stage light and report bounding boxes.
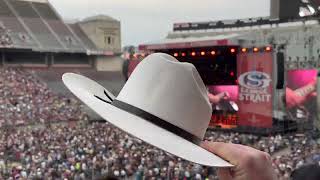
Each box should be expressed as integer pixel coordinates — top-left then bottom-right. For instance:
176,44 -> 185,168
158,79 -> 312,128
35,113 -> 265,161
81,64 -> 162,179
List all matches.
253,47 -> 259,52
211,51 -> 216,55
265,46 -> 272,51
230,48 -> 236,53
201,51 -> 206,56
181,52 -> 186,57
241,48 -> 247,53
230,72 -> 235,77
174,53 -> 179,57
191,52 -> 196,56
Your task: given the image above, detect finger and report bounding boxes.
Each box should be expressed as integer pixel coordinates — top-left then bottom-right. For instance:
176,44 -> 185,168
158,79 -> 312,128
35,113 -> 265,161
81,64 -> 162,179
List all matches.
200,142 -> 242,166
218,92 -> 225,98
217,168 -> 233,180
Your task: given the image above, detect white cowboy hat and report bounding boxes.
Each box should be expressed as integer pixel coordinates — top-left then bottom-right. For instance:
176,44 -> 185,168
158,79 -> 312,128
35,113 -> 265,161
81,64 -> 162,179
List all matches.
62,53 -> 232,167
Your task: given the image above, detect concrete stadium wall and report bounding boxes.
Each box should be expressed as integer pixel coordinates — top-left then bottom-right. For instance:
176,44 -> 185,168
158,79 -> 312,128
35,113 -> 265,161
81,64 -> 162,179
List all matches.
52,53 -> 92,65
95,55 -> 124,71
45,79 -> 124,97
34,69 -> 125,121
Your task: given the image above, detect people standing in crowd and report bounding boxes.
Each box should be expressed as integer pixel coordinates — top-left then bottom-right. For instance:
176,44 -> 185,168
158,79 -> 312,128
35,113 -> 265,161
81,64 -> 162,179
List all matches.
1,67 -> 320,179
0,68 -> 88,127
0,122 -> 319,179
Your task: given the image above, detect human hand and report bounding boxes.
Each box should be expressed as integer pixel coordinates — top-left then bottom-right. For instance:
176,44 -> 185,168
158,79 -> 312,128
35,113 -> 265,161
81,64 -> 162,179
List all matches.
217,92 -> 230,100
208,92 -> 230,104
286,86 -> 316,109
201,142 -> 277,180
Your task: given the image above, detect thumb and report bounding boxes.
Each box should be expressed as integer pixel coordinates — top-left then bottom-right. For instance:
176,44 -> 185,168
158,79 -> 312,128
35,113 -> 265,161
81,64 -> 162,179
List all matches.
217,168 -> 233,180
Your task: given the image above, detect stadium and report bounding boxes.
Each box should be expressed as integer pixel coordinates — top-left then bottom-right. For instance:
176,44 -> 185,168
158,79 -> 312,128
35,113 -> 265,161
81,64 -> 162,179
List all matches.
136,0 -> 320,134
1,0 -> 320,179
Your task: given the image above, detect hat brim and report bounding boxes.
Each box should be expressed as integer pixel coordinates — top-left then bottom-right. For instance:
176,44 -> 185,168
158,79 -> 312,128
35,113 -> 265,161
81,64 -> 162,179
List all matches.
62,73 -> 232,167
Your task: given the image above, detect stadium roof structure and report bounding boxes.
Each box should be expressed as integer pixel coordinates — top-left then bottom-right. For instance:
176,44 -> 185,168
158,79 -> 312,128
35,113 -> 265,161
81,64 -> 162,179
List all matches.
81,15 -> 119,23
172,0 -> 320,32
172,16 -> 320,32
0,0 -> 101,54
139,33 -> 241,51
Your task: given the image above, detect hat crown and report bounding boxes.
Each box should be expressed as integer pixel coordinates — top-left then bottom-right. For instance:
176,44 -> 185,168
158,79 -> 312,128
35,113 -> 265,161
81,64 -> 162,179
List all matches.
117,53 -> 211,139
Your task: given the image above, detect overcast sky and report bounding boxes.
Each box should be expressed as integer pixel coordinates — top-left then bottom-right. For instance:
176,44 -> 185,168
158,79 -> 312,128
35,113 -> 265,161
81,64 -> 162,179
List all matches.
49,0 -> 270,47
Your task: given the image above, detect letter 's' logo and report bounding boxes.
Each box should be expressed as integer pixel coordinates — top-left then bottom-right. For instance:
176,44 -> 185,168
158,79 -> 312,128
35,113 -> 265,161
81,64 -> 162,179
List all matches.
238,71 -> 271,89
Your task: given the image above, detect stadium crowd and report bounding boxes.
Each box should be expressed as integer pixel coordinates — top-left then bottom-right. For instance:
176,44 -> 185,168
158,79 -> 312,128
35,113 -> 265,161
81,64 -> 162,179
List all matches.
0,24 -> 13,47
0,68 -> 88,127
0,122 -> 319,180
1,68 -> 320,180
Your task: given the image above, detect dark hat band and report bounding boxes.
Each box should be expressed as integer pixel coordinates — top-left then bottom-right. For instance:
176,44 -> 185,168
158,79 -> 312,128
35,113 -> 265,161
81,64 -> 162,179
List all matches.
94,91 -> 202,145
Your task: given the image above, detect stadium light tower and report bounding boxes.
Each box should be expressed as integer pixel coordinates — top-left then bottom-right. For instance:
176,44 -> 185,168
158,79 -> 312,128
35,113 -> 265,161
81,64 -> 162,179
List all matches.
270,0 -> 300,19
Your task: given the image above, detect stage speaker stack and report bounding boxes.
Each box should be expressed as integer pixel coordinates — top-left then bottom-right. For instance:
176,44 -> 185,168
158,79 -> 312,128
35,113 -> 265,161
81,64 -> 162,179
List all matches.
276,52 -> 285,89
